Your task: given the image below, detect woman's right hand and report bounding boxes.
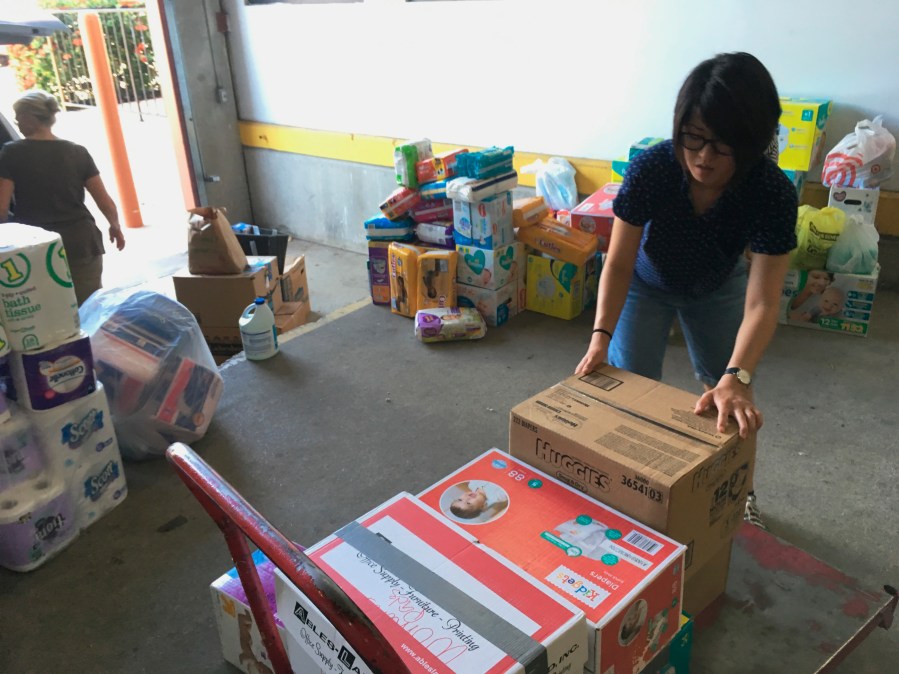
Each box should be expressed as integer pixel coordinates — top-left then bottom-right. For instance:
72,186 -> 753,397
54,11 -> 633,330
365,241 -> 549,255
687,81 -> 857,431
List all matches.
575,335 -> 609,375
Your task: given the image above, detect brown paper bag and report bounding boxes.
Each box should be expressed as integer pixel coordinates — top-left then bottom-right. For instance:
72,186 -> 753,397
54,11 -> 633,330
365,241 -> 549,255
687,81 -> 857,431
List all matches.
187,206 -> 248,275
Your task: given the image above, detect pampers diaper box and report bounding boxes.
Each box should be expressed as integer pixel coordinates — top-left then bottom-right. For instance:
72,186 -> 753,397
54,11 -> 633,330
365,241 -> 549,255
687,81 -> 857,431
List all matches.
456,242 -> 523,290
274,493 -> 588,674
779,265 -> 879,337
418,449 -> 685,674
456,280 -> 517,327
776,96 -> 832,172
525,254 -> 586,320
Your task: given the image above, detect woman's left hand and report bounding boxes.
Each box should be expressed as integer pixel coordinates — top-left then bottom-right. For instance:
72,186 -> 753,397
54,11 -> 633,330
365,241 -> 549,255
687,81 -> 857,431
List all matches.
109,225 -> 126,251
694,378 -> 762,439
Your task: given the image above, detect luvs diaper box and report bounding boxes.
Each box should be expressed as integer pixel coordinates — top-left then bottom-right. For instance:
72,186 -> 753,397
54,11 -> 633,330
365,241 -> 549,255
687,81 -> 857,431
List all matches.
274,493 -> 588,674
779,265 -> 879,337
418,449 -> 685,674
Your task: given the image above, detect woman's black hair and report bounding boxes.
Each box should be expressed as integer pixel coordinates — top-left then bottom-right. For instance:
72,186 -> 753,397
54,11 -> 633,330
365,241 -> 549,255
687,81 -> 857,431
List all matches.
673,52 -> 781,180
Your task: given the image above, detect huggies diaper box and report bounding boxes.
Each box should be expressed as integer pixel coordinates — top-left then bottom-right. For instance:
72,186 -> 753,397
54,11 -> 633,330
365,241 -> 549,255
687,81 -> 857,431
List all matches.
274,493 -> 588,674
418,449 -> 685,674
509,365 -> 755,579
779,265 -> 879,337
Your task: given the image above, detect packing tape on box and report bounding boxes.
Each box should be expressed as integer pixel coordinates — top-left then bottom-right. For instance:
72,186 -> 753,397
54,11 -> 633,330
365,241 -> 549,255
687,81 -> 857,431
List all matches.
0,224 -> 80,352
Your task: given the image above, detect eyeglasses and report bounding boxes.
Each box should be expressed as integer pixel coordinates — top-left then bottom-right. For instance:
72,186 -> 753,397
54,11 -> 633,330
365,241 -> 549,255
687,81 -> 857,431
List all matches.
678,131 -> 734,157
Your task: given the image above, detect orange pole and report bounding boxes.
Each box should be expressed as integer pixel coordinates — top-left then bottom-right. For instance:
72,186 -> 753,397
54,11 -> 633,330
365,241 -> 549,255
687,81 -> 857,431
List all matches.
78,12 -> 143,228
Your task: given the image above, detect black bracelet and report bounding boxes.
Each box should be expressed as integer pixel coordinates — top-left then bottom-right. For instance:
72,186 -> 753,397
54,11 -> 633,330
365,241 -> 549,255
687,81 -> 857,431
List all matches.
592,328 -> 613,340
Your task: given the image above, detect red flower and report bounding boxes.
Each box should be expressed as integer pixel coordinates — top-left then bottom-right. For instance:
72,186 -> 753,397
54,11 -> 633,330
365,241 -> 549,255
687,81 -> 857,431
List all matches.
62,53 -> 72,60
72,38 -> 82,47
134,23 -> 148,31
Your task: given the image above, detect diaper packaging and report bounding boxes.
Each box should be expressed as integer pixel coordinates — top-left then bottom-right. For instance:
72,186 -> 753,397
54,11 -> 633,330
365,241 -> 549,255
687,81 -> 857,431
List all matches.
394,139 -> 433,189
629,137 -> 665,159
413,221 -> 454,249
453,191 -> 515,249
0,224 -> 80,352
455,146 -> 515,179
274,493 -> 587,674
388,242 -> 426,318
611,155 -> 630,184
367,241 -> 391,305
570,183 -> 620,252
418,449 -> 685,674
456,241 -> 523,290
512,196 -> 549,228
409,198 -> 453,224
446,171 -> 518,203
414,307 -> 487,343
379,186 -> 422,221
8,330 -> 96,411
516,217 -> 599,266
415,148 -> 469,184
526,253 -> 587,320
363,214 -> 414,241
456,280 -> 517,327
419,179 -> 450,201
418,249 -> 457,310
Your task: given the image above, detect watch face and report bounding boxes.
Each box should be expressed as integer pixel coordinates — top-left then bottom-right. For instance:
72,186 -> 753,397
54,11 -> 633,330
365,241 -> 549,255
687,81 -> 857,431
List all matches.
736,370 -> 751,385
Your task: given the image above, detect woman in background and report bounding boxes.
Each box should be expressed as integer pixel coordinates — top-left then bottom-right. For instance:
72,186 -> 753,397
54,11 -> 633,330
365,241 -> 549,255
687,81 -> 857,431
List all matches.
0,89 -> 125,305
575,53 -> 798,528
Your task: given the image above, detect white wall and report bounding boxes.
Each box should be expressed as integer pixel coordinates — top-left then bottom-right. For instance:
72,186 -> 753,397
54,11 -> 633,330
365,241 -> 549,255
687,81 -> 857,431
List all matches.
225,0 -> 899,189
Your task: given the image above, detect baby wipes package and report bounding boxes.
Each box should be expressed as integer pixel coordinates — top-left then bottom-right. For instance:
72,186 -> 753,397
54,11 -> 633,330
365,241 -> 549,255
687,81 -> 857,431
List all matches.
456,242 -> 522,291
388,242 -> 426,318
379,186 -> 423,221
394,139 -> 433,189
516,217 -> 599,267
417,249 -> 457,310
418,449 -> 686,674
414,307 -> 487,343
513,196 -> 549,228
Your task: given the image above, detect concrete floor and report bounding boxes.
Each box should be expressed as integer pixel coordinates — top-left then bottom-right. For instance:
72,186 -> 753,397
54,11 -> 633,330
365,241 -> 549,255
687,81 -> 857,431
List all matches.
1,236 -> 897,673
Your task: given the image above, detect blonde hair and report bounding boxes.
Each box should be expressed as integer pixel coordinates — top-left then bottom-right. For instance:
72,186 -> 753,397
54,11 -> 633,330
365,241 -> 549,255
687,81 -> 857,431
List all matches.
13,90 -> 60,127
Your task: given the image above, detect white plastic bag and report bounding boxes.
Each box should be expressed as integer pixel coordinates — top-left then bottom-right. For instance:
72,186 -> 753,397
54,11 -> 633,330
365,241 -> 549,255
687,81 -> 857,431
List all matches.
520,157 -> 578,211
822,116 -> 896,188
825,215 -> 880,275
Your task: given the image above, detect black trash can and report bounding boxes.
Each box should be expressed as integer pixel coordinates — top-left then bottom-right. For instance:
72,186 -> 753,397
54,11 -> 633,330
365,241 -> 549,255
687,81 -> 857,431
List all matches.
235,227 -> 289,276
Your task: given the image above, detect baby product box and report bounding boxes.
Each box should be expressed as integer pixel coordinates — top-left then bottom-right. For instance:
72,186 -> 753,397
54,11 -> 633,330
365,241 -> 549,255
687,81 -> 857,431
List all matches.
418,450 -> 685,674
640,613 -> 693,674
516,218 -> 599,267
452,192 -> 514,249
570,183 -> 619,253
274,299 -> 311,335
525,254 -> 586,320
776,97 -> 832,171
779,266 -> 879,337
275,493 -> 587,674
509,365 -> 755,576
211,549 -> 323,674
367,241 -> 391,305
456,280 -> 517,327
611,155 -> 630,184
456,242 -> 522,290
827,185 -> 880,224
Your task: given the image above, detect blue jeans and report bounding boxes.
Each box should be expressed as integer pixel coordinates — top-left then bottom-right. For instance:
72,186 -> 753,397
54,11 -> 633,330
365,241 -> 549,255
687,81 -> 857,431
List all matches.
608,261 -> 748,387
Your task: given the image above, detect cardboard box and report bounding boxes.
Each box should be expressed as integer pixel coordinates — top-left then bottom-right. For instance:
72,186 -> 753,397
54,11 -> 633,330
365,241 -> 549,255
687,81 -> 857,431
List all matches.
515,218 -> 598,267
210,549 -> 323,674
827,185 -> 880,224
418,449 -> 685,674
640,613 -> 693,674
570,183 -> 619,252
275,300 -> 311,334
456,280 -> 517,327
279,255 -> 309,305
455,241 -> 523,290
509,365 -> 755,574
777,97 -> 832,171
525,254 -> 586,320
779,266 -> 879,336
173,256 -> 282,329
452,191 -> 515,249
275,493 -> 588,674
682,538 -> 733,617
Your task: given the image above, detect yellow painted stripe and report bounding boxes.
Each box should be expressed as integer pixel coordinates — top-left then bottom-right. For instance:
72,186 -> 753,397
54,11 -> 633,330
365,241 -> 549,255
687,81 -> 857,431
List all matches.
239,121 -> 611,196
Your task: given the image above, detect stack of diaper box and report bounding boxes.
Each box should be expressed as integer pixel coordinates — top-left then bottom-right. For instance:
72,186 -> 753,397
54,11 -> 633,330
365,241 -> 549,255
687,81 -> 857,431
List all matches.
0,227 -> 126,573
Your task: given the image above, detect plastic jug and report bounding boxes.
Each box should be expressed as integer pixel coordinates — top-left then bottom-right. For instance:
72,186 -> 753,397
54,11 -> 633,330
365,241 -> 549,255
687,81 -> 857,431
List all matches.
239,298 -> 279,361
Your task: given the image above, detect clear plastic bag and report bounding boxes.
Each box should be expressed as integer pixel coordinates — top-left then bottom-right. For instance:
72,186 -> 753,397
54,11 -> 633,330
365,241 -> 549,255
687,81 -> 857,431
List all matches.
79,288 -> 224,461
822,116 -> 896,188
826,215 -> 879,275
520,157 -> 578,211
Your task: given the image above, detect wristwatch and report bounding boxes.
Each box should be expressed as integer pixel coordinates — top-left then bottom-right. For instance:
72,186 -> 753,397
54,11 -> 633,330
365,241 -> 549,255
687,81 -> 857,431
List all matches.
724,367 -> 752,385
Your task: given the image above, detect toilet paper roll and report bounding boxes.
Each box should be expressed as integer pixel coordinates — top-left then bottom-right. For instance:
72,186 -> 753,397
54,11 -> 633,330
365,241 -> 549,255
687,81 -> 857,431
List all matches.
0,474 -> 78,572
24,382 -> 116,477
0,323 -> 9,358
0,224 -> 80,352
9,330 -> 96,411
1,409 -> 46,490
71,456 -> 127,529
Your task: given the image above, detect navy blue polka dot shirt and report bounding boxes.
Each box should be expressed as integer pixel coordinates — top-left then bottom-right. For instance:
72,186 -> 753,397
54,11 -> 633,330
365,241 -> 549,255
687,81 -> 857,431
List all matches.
613,140 -> 798,297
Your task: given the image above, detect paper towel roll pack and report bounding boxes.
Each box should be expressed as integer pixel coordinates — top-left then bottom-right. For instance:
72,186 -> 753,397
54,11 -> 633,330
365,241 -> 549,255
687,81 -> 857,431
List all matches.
9,331 -> 96,411
0,224 -> 80,351
0,475 -> 77,572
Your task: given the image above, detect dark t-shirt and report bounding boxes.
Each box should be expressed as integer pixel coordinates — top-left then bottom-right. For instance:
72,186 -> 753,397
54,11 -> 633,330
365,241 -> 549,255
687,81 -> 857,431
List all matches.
613,140 -> 797,297
0,139 -> 104,258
